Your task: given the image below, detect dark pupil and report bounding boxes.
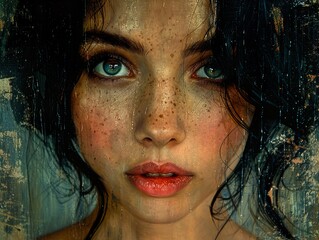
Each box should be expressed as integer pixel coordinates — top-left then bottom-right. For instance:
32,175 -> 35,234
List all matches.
103,61 -> 122,75
204,65 -> 222,78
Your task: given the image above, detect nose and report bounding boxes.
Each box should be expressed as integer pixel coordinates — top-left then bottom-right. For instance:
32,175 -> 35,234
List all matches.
134,78 -> 186,148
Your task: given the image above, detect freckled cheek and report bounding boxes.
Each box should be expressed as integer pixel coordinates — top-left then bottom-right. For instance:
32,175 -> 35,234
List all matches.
191,109 -> 230,149
190,103 -> 247,163
72,103 -> 121,167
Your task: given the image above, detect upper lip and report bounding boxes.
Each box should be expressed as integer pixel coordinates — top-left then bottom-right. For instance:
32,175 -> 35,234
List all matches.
126,162 -> 193,176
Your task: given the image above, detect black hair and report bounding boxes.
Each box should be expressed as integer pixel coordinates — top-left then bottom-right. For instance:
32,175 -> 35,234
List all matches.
3,0 -> 317,239
253,2 -> 319,238
3,0 -> 107,237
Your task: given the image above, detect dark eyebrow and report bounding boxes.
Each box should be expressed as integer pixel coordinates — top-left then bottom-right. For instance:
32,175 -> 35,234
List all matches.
83,30 -> 212,57
183,39 -> 212,57
83,30 -> 146,54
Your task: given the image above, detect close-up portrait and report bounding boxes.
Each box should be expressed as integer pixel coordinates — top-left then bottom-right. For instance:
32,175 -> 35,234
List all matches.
0,0 -> 318,239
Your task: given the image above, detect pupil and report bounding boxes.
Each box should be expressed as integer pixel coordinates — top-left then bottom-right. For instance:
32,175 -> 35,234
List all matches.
204,65 -> 221,78
103,61 -> 122,75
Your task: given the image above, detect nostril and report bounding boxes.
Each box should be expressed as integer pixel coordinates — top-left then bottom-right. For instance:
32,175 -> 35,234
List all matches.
142,135 -> 178,146
143,137 -> 153,143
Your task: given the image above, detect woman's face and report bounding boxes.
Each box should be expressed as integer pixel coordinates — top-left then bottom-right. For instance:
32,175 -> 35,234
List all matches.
72,0 -> 254,223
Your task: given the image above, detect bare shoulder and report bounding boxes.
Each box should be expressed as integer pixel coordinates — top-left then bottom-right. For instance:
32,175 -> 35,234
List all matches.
38,222 -> 89,240
38,207 -> 98,240
220,219 -> 257,240
38,210 -> 97,240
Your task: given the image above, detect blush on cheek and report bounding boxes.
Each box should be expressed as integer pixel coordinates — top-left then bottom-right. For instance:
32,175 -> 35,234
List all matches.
72,95 -> 114,158
195,107 -> 247,171
196,110 -> 232,148
78,115 -> 113,149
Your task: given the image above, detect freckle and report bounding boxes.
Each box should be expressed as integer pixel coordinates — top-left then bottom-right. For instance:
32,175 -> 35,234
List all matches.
170,53 -> 174,58
173,103 -> 176,106
162,79 -> 165,82
172,111 -> 174,114
165,122 -> 168,124
159,114 -> 163,118
207,109 -> 210,112
93,157 -> 96,160
164,101 -> 167,104
155,119 -> 158,122
148,114 -> 152,118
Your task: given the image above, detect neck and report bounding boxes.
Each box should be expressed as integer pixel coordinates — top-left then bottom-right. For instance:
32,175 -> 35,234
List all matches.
87,195 -> 255,240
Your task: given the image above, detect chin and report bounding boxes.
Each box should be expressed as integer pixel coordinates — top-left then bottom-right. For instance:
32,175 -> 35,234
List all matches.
121,194 -> 200,224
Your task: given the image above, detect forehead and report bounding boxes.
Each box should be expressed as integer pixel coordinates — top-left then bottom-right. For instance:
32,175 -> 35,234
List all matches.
84,0 -> 215,42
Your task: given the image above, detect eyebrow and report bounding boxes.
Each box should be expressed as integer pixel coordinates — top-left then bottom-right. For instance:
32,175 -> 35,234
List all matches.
83,30 -> 146,54
183,39 -> 212,57
83,30 -> 213,56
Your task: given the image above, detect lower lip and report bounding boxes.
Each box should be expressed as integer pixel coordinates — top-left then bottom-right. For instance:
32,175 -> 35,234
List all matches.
127,175 -> 192,197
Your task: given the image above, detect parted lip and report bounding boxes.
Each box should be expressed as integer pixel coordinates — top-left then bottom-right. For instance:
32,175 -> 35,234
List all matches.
126,161 -> 193,176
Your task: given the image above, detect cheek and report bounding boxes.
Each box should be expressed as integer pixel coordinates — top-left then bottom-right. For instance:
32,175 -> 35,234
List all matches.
192,98 -> 249,172
71,90 -> 124,169
193,106 -> 234,151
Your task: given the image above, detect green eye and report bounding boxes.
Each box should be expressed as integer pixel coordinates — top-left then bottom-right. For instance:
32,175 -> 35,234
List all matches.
103,61 -> 122,75
194,58 -> 224,81
202,66 -> 223,79
94,58 -> 130,77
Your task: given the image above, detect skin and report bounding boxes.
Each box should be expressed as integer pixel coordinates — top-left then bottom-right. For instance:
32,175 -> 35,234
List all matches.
43,0 -> 255,239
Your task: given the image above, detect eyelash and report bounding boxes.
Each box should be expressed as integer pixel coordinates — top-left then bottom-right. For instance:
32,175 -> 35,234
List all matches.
86,53 -> 134,80
191,57 -> 225,83
85,53 -> 225,84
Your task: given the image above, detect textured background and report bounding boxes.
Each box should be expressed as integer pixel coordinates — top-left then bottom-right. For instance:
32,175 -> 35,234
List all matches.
0,1 -> 318,239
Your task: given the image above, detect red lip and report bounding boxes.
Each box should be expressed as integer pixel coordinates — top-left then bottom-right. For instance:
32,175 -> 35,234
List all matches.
126,162 -> 193,197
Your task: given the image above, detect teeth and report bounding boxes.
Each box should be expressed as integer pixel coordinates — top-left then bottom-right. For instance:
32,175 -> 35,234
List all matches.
146,173 -> 160,177
160,173 -> 174,177
145,173 -> 174,177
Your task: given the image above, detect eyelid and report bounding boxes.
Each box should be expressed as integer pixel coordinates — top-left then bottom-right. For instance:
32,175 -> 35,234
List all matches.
83,51 -> 136,78
190,56 -> 225,81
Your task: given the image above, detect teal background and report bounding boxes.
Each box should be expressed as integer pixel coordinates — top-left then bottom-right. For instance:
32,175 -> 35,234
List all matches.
0,1 -> 318,239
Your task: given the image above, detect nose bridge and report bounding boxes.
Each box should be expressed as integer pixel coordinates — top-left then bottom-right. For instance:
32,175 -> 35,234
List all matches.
134,74 -> 186,148
149,78 -> 180,123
